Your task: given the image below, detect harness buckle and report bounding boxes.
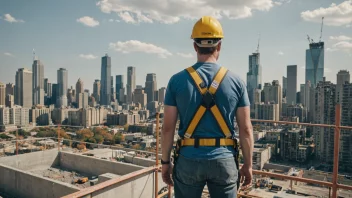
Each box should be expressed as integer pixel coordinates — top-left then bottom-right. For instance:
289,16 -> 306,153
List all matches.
201,91 -> 215,109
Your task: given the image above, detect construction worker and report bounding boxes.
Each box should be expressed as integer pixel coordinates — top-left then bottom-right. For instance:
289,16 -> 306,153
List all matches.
161,16 -> 254,198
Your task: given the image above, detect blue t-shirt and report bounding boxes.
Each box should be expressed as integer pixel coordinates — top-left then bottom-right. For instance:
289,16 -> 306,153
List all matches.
164,62 -> 250,159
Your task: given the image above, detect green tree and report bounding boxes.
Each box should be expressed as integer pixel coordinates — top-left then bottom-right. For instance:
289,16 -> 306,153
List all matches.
114,133 -> 125,144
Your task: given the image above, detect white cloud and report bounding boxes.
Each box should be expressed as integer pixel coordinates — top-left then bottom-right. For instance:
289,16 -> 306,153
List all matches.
177,52 -> 194,58
301,1 -> 352,26
4,14 -> 24,23
97,0 -> 277,24
109,19 -> 114,22
109,40 -> 172,58
327,41 -> 352,53
4,52 -> 14,57
77,16 -> 100,27
79,54 -> 98,60
329,35 -> 352,41
278,51 -> 284,55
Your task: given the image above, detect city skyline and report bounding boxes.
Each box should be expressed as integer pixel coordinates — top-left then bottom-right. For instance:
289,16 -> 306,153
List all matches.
1,0 -> 351,91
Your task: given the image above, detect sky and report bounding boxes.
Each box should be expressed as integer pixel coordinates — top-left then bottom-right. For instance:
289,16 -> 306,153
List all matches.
0,0 -> 351,92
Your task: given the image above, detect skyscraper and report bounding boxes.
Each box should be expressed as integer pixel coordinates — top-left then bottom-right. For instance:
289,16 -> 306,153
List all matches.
51,83 -> 58,106
306,42 -> 324,88
111,76 -> 115,101
0,82 -> 5,106
116,75 -> 124,103
247,52 -> 262,115
76,78 -> 84,104
32,59 -> 44,105
127,66 -> 136,104
341,82 -> 352,171
287,65 -> 297,105
158,87 -> 166,103
145,73 -> 157,103
93,80 -> 101,104
15,68 -> 33,108
336,70 -> 350,104
282,76 -> 287,98
6,83 -> 14,96
262,80 -> 282,117
100,54 -> 111,105
133,88 -> 147,107
57,68 -> 68,107
44,78 -> 49,94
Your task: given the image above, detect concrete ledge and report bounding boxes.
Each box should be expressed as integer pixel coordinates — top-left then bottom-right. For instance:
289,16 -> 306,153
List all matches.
123,155 -> 155,167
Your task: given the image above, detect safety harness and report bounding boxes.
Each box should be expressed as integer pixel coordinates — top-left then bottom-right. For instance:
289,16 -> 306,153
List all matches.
181,66 -> 237,147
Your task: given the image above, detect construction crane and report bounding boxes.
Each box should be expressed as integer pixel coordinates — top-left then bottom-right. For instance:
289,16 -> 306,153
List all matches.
319,17 -> 324,42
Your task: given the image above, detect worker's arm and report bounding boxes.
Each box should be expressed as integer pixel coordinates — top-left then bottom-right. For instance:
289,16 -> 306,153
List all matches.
236,106 -> 253,187
161,105 -> 178,186
161,105 -> 178,162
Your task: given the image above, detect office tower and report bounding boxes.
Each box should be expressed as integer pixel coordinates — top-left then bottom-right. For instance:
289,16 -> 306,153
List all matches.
341,82 -> 352,171
111,76 -> 115,101
287,65 -> 297,105
93,80 -> 101,104
255,103 -> 279,121
313,78 -> 336,164
247,52 -> 262,114
282,76 -> 287,98
5,83 -> 14,96
127,66 -> 136,104
6,94 -> 14,108
57,68 -> 68,107
15,68 -> 33,108
306,42 -> 324,88
133,88 -> 147,107
76,78 -> 84,104
145,73 -> 157,103
158,87 -> 166,103
262,80 -> 282,117
32,59 -> 44,105
336,70 -> 350,104
67,87 -> 75,105
51,84 -> 58,106
45,82 -> 52,105
299,84 -> 305,106
0,82 -> 5,106
100,54 -> 111,105
44,78 -> 49,94
115,75 -> 124,103
78,92 -> 89,109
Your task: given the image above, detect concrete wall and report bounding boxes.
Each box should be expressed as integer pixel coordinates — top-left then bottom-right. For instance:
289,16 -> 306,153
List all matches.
0,164 -> 79,198
0,149 -> 59,171
60,152 -> 144,176
91,172 -> 167,198
124,155 -> 155,167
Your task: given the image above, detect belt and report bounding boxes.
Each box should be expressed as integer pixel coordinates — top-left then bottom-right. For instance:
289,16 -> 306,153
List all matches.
180,138 -> 237,147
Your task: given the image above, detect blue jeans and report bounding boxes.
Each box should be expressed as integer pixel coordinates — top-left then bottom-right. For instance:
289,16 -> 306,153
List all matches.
173,155 -> 238,198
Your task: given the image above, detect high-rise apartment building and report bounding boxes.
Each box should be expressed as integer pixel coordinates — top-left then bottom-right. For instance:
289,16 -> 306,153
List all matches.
262,80 -> 282,117
280,128 -> 301,161
313,78 -> 336,165
0,83 -> 5,106
133,88 -> 147,107
32,59 -> 44,105
76,78 -> 84,104
93,80 -> 101,104
340,82 -> 352,171
15,68 -> 33,108
5,83 -> 14,96
57,68 -> 68,107
78,92 -> 89,109
127,66 -> 136,104
336,70 -> 350,104
6,94 -> 14,108
255,103 -> 279,121
287,65 -> 297,105
247,52 -> 262,114
100,54 -> 111,105
145,73 -> 157,103
306,42 -> 324,88
115,75 -> 124,103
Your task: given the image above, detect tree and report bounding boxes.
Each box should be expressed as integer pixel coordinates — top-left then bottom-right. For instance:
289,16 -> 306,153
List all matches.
94,134 -> 104,144
77,143 -> 86,150
114,133 -> 125,144
76,129 -> 93,141
132,144 -> 141,150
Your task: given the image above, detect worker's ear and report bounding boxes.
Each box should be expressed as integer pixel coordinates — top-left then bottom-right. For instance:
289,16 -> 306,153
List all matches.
193,42 -> 198,53
217,42 -> 222,52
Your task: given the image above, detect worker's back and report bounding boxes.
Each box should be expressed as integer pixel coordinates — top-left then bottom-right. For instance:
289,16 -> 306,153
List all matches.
164,62 -> 249,159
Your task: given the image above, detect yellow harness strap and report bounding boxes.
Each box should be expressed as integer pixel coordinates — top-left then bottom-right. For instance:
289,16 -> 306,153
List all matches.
181,138 -> 237,147
184,66 -> 232,139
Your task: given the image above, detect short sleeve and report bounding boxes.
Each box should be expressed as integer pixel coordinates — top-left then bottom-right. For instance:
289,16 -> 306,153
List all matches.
238,80 -> 250,107
164,76 -> 177,106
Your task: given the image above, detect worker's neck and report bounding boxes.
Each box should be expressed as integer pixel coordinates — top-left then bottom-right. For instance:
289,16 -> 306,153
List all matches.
197,54 -> 217,63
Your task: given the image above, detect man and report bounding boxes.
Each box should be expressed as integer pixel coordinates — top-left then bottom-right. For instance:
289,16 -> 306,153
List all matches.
161,16 -> 254,198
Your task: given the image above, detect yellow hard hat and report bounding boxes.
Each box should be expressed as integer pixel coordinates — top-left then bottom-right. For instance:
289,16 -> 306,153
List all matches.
191,16 -> 224,39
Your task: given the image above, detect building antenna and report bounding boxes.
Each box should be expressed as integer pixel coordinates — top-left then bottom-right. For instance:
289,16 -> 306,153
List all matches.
319,17 -> 324,42
33,49 -> 35,61
256,34 -> 261,53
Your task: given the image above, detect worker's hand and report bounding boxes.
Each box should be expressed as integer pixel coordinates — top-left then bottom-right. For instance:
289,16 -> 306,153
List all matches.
162,163 -> 174,186
239,164 -> 252,189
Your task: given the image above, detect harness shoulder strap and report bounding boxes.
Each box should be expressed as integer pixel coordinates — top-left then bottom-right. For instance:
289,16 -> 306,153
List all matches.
186,66 -> 207,95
